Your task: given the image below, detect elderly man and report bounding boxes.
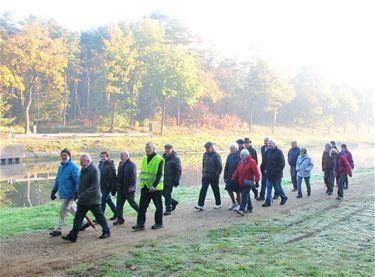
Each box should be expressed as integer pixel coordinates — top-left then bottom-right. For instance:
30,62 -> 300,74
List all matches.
244,138 -> 258,164
195,142 -> 222,210
133,142 -> 164,231
288,140 -> 300,192
62,154 -> 110,242
114,151 -> 139,225
258,137 -> 276,201
49,148 -> 87,237
162,144 -> 182,216
322,143 -> 335,195
223,142 -> 241,210
262,139 -> 288,207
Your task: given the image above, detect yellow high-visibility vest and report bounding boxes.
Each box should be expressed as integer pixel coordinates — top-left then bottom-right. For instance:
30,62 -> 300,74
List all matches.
140,154 -> 164,190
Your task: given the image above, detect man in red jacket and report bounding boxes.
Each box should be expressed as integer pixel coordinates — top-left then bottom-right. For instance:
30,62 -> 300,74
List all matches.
330,149 -> 352,200
232,149 -> 261,215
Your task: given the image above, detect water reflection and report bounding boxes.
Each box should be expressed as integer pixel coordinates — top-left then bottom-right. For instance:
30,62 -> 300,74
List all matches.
1,147 -> 373,208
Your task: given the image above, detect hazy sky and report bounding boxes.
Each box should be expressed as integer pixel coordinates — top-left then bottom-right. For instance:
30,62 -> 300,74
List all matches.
2,0 -> 374,89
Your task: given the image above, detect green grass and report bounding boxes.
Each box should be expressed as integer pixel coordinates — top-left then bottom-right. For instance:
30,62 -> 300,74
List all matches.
0,167 -> 373,238
73,193 -> 375,277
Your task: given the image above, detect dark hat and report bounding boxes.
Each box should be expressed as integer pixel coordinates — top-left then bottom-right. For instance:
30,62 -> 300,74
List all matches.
164,144 -> 173,149
60,148 -> 71,158
236,139 -> 245,144
244,138 -> 252,143
204,141 -> 214,148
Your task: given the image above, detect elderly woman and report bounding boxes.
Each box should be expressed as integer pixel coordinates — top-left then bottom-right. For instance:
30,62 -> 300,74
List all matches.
296,148 -> 314,198
330,148 -> 352,200
232,149 -> 261,215
223,143 -> 241,210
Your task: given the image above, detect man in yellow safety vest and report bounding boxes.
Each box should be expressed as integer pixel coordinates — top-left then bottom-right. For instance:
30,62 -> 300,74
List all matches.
132,141 -> 164,231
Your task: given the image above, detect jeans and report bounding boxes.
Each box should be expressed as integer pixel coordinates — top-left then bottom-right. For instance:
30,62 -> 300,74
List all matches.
323,170 -> 335,192
343,175 -> 349,188
116,190 -> 139,221
290,166 -> 297,190
297,176 -> 311,196
54,199 -> 87,231
198,177 -> 221,206
265,178 -> 287,204
101,189 -> 117,216
260,172 -> 279,199
70,204 -> 109,237
137,187 -> 163,226
337,175 -> 346,197
239,186 -> 252,212
163,184 -> 178,212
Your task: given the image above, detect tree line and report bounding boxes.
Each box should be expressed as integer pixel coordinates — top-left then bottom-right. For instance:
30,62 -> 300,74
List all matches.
0,12 -> 373,134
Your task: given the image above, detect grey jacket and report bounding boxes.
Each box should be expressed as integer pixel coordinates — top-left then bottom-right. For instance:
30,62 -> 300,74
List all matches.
77,163 -> 102,206
296,155 -> 314,178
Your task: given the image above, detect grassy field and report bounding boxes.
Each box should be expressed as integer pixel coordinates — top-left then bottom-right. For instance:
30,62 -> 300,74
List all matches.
0,167 -> 373,238
66,192 -> 375,276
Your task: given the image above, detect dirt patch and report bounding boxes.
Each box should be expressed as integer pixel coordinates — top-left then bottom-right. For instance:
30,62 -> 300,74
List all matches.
0,175 -> 373,277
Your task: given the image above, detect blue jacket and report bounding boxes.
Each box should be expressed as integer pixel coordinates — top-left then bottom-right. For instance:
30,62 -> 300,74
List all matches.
288,147 -> 300,167
53,159 -> 80,199
296,154 -> 314,177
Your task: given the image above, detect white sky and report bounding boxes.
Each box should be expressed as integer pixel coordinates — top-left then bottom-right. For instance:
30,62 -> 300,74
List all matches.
2,0 -> 374,89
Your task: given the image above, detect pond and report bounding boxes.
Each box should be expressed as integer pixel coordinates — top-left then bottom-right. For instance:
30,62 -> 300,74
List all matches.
0,146 -> 373,208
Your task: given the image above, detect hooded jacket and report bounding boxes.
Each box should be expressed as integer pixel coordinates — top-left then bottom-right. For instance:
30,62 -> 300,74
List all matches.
232,155 -> 261,186
296,154 -> 314,178
163,151 -> 182,186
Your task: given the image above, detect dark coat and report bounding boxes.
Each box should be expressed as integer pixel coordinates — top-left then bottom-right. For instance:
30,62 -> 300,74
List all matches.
98,160 -> 116,192
77,163 -> 101,206
223,151 -> 241,184
288,146 -> 300,167
322,151 -> 334,171
202,151 -> 222,180
117,159 -> 137,193
265,146 -> 285,181
246,146 -> 258,165
163,151 -> 182,187
260,145 -> 269,173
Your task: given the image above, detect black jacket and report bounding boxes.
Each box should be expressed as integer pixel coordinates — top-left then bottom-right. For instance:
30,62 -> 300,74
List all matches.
246,146 -> 258,165
260,145 -> 269,173
98,160 -> 116,193
265,146 -> 285,181
77,163 -> 101,206
117,159 -> 137,193
163,151 -> 182,186
202,151 -> 222,180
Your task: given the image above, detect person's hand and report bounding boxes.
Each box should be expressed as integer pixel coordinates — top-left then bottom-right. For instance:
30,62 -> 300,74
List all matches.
128,187 -> 135,192
255,182 -> 259,188
149,187 -> 156,193
50,190 -> 57,201
174,181 -> 180,187
111,190 -> 116,196
349,173 -> 352,178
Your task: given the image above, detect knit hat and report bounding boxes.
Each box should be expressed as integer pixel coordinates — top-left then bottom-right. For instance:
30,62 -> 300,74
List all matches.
60,148 -> 71,158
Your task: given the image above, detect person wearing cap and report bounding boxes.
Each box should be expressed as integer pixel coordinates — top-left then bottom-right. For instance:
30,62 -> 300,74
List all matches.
162,144 -> 182,215
132,142 -> 164,231
195,142 -> 223,210
49,149 -> 87,237
236,139 -> 245,151
288,140 -> 300,192
244,138 -> 258,164
223,143 -> 241,210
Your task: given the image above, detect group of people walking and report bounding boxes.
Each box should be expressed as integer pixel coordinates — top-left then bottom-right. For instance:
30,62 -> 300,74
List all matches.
49,138 -> 354,242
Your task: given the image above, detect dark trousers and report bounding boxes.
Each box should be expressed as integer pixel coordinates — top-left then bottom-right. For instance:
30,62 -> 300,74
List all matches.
290,166 -> 297,190
324,170 -> 335,192
343,175 -> 349,188
260,172 -> 279,198
337,175 -> 346,197
70,204 -> 109,237
162,184 -> 178,212
239,186 -> 252,212
101,189 -> 117,216
198,177 -> 221,206
137,187 -> 163,226
116,190 -> 139,221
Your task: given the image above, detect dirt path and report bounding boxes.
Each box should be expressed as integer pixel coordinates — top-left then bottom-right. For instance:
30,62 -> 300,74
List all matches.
1,175 -> 374,277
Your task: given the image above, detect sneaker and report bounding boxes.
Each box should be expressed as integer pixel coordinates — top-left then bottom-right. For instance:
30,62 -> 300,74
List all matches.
195,205 -> 204,210
110,215 -> 117,221
99,232 -> 110,239
151,224 -> 163,230
233,205 -> 240,211
171,201 -> 179,211
113,219 -> 125,225
49,230 -> 62,237
262,202 -> 271,207
62,234 -> 77,242
280,197 -> 288,205
164,211 -> 171,216
296,194 -> 302,198
236,210 -> 245,216
213,204 -> 222,209
228,203 -> 238,210
132,224 -> 145,231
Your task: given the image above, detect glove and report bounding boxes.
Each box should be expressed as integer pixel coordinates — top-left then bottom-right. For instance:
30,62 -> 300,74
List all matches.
50,190 -> 57,201
255,182 -> 259,188
174,181 -> 180,187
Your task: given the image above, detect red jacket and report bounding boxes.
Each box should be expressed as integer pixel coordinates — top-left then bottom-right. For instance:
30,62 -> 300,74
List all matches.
336,154 -> 352,177
232,156 -> 261,186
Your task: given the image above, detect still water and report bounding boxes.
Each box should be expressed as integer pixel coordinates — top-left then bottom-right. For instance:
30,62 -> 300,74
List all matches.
0,147 -> 373,208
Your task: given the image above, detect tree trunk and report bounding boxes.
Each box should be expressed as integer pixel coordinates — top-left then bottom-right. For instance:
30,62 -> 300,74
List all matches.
249,97 -> 256,133
23,86 -> 33,134
272,108 -> 277,135
160,98 -> 166,135
110,100 -> 116,132
74,79 -> 81,116
86,73 -> 90,117
177,97 -> 181,126
62,73 -> 67,127
25,177 -> 33,207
